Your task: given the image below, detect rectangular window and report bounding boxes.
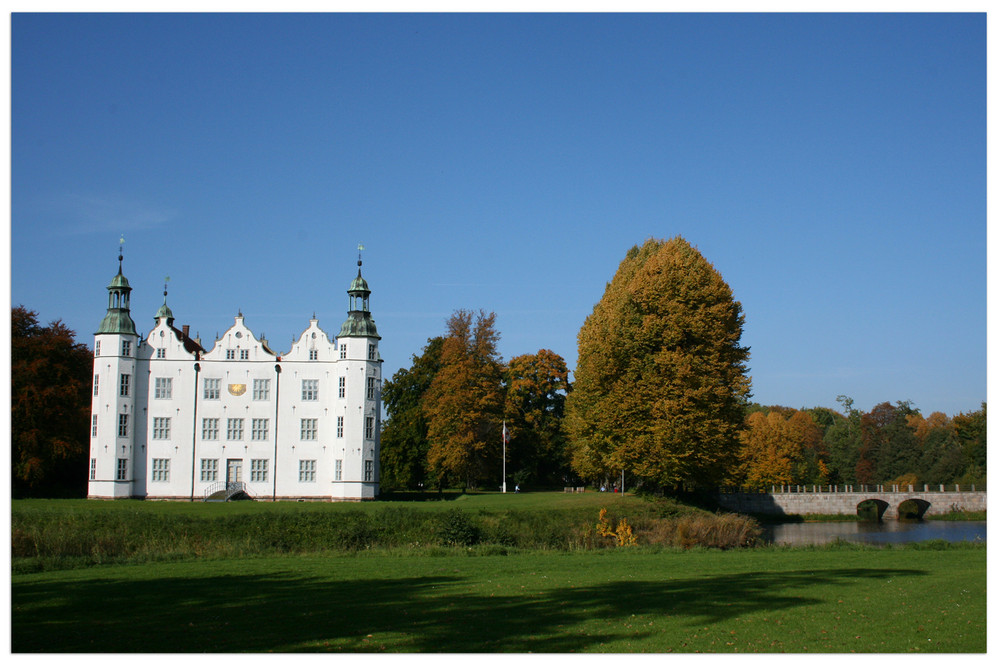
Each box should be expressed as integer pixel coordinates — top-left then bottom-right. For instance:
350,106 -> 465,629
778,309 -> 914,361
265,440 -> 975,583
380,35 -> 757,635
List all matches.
152,417 -> 171,440
90,458 -> 96,480
118,413 -> 129,437
367,377 -> 375,400
336,416 -> 344,438
121,340 -> 131,356
154,377 -> 173,399
299,459 -> 316,482
94,374 -> 99,396
364,460 -> 374,482
335,459 -> 343,481
253,379 -> 270,401
226,349 -> 235,360
204,378 -> 221,400
340,343 -> 347,359
226,418 -> 244,440
365,416 -> 374,440
368,344 -> 376,360
240,349 -> 249,360
309,349 -> 318,360
302,379 -> 318,401
156,348 -> 166,359
96,341 -> 101,355
92,414 -> 98,437
300,418 -> 318,441
151,458 -> 170,482
251,418 -> 269,441
200,458 -> 218,482
338,376 -> 346,398
116,458 -> 128,480
120,373 -> 130,397
202,418 -> 219,440
250,459 -> 269,483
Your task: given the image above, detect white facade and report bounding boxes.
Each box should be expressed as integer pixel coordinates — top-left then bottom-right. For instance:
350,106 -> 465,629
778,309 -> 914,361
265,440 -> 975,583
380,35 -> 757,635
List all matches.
88,254 -> 382,501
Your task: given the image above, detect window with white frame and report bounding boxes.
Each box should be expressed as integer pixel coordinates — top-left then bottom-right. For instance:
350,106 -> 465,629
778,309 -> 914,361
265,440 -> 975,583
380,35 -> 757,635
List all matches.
309,349 -> 318,360
365,416 -> 374,439
368,343 -> 376,360
250,459 -> 269,483
302,379 -> 318,401
118,414 -> 129,437
226,349 -> 235,360
253,379 -> 270,401
202,418 -> 219,440
154,377 -> 172,399
90,458 -> 96,480
251,418 -> 269,441
240,349 -> 249,360
120,373 -> 130,396
367,377 -> 375,400
204,378 -> 221,400
96,341 -> 101,355
92,414 -> 98,437
200,458 -> 218,482
336,416 -> 344,438
151,458 -> 170,482
121,340 -> 132,356
156,348 -> 166,359
364,460 -> 374,482
335,459 -> 343,481
226,418 -> 244,440
300,418 -> 318,441
93,374 -> 99,396
152,417 -> 171,440
299,459 -> 316,482
116,458 -> 128,480
340,343 -> 347,359
338,376 -> 346,398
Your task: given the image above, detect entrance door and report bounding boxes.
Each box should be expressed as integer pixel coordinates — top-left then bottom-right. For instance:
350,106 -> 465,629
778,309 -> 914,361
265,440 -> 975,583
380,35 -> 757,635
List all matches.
227,459 -> 243,484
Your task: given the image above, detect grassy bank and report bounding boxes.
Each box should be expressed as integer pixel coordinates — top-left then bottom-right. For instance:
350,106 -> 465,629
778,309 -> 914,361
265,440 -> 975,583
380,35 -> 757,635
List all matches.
12,494 -> 761,572
11,544 -> 985,652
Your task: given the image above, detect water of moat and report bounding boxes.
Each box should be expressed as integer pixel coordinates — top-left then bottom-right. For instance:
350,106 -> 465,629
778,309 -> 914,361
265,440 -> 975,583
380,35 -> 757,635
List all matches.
761,519 -> 986,546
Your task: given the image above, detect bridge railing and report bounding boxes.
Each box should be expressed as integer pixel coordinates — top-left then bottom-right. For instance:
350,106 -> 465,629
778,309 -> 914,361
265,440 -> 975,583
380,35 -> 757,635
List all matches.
718,484 -> 983,494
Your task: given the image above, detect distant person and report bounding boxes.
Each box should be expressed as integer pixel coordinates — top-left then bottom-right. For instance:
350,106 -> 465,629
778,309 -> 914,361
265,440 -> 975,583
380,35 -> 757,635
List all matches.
515,484 -> 520,493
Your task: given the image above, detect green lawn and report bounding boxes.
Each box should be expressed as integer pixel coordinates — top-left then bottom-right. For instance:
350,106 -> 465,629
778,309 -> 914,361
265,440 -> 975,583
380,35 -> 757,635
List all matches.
12,546 -> 985,653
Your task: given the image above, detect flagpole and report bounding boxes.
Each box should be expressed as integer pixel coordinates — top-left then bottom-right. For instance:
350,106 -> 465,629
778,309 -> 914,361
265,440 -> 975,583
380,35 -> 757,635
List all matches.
502,420 -> 507,494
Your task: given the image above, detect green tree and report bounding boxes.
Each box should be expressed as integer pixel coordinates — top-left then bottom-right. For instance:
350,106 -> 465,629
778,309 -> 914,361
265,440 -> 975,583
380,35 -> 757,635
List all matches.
952,403 -> 986,485
424,310 -> 505,489
857,401 -> 920,484
823,396 -> 862,484
567,237 -> 751,490
379,336 -> 444,491
11,306 -> 93,498
504,349 -> 571,487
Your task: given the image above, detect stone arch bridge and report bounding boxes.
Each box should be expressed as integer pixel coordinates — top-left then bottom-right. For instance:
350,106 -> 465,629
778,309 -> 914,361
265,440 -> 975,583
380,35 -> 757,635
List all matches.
715,484 -> 986,519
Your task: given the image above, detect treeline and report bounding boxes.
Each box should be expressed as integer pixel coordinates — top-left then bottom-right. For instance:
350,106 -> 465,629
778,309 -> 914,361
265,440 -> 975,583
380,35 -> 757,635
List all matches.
735,398 -> 987,489
380,310 -> 574,491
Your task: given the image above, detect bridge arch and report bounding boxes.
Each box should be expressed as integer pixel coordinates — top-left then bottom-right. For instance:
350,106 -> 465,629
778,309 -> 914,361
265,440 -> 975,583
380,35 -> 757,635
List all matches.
898,498 -> 931,520
857,498 -> 889,521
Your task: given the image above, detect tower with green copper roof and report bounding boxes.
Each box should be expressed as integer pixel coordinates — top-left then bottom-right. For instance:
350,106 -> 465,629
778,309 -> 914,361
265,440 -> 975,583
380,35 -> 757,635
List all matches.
90,237 -> 140,499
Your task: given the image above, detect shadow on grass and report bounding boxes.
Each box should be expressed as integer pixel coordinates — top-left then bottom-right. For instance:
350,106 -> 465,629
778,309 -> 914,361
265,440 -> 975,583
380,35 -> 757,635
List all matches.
12,566 -> 926,653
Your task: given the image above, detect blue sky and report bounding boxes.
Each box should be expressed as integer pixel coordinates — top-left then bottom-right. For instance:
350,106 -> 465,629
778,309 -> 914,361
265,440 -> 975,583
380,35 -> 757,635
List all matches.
9,12 -> 986,416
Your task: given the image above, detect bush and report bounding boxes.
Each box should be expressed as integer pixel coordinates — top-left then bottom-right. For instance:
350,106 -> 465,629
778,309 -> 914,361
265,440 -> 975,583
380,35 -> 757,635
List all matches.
437,509 -> 481,546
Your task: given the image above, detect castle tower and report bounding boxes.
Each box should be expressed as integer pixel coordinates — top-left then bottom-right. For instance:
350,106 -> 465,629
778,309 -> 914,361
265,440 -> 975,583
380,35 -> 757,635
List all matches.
88,240 -> 140,498
335,248 -> 382,499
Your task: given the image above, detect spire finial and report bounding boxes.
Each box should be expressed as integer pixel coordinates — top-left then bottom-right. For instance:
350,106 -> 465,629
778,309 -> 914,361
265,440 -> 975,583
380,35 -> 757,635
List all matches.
118,234 -> 125,272
357,242 -> 365,267
163,276 -> 170,304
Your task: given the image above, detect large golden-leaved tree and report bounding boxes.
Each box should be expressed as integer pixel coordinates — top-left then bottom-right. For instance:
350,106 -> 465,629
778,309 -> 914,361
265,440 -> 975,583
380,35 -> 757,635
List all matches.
567,237 -> 750,489
424,310 -> 505,489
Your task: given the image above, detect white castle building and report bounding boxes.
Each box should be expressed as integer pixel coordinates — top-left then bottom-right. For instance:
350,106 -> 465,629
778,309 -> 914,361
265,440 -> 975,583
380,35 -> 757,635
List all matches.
88,248 -> 382,501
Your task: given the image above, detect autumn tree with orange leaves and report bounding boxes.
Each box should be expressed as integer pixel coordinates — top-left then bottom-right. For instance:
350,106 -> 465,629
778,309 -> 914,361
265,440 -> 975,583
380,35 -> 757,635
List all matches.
567,237 -> 751,490
424,310 -> 505,489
